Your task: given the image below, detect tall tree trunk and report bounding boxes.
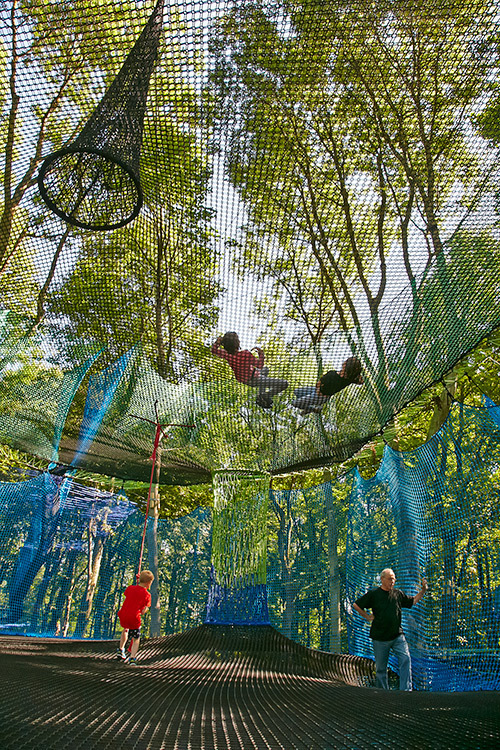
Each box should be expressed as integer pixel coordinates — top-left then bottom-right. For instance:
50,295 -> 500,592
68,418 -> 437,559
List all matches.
271,483 -> 296,639
108,564 -> 130,639
74,516 -> 109,637
146,445 -> 161,637
166,560 -> 179,634
435,462 -> 459,647
62,572 -> 81,638
29,549 -> 62,629
423,377 -> 459,647
92,522 -> 129,638
92,546 -> 111,639
48,549 -> 79,634
184,526 -> 201,628
34,225 -> 71,325
426,374 -> 457,440
482,549 -> 497,649
324,470 -> 341,652
0,1 -> 77,271
283,574 -> 295,639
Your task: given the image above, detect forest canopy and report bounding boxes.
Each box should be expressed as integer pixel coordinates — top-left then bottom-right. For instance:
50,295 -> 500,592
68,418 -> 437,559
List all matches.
0,0 -> 499,483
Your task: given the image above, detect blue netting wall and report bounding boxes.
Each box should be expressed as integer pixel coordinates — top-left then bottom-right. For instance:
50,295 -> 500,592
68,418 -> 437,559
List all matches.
347,402 -> 500,691
1,400 -> 500,690
266,478 -> 352,651
0,471 -> 345,644
0,476 -> 211,638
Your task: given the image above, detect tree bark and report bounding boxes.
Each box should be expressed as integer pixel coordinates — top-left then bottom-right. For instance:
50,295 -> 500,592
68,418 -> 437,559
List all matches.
34,225 -> 72,325
74,510 -> 110,637
426,374 -> 457,440
29,549 -> 62,630
146,445 -> 162,637
324,470 -> 341,652
271,483 -> 295,639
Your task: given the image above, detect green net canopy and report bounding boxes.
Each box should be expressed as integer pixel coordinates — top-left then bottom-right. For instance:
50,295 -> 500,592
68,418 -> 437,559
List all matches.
1,0 -> 500,482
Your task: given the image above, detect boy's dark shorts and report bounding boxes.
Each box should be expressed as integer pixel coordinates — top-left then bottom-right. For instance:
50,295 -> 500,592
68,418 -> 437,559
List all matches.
127,627 -> 141,639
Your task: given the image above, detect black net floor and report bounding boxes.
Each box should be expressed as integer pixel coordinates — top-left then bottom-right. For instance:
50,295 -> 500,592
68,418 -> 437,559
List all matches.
1,625 -> 499,750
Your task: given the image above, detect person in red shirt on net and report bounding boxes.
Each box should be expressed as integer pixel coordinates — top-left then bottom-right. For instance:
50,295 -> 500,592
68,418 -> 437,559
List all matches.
211,332 -> 288,409
116,570 -> 154,664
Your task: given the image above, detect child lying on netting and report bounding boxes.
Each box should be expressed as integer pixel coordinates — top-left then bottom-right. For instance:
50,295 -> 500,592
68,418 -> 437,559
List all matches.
116,569 -> 154,665
211,332 -> 288,409
292,357 -> 364,415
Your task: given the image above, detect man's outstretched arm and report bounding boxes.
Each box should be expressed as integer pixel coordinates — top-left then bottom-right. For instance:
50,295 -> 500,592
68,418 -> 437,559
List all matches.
413,578 -> 428,605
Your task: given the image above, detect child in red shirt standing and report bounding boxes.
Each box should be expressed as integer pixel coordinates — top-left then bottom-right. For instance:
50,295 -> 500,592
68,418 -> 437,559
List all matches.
116,570 -> 154,664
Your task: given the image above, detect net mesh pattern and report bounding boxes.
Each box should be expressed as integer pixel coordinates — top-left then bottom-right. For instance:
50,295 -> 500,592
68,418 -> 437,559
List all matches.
0,1 -> 500,481
347,402 -> 500,691
1,400 -> 500,692
4,627 -> 499,750
206,470 -> 270,624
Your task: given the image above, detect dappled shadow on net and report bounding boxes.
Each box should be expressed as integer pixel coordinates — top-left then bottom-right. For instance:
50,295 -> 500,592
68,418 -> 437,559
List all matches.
1,625 -> 499,750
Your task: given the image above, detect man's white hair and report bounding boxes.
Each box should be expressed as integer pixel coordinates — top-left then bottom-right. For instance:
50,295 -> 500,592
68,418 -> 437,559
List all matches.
380,568 -> 395,578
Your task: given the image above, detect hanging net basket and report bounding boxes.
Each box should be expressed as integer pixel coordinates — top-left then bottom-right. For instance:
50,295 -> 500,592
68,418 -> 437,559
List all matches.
38,148 -> 142,231
37,0 -> 165,231
206,469 -> 270,625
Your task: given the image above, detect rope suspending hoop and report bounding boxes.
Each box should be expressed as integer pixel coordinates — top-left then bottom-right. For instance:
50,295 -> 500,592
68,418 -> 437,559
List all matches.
38,0 -> 165,230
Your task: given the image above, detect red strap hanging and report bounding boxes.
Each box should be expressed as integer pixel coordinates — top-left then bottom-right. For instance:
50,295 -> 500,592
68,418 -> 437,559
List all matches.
131,402 -> 195,582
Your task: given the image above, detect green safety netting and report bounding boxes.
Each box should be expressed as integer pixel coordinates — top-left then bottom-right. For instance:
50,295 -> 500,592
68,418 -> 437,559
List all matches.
2,399 -> 500,691
1,0 -> 500,482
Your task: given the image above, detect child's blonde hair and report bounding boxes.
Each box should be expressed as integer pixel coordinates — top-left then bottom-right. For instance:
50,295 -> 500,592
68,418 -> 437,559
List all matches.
139,570 -> 154,584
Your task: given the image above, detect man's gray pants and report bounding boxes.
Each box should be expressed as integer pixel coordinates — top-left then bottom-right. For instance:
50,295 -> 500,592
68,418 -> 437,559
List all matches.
372,634 -> 412,691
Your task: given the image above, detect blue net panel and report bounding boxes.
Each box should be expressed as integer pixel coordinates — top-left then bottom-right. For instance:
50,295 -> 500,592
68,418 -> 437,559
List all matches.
347,401 -> 500,691
0,476 -> 211,638
1,400 -> 500,691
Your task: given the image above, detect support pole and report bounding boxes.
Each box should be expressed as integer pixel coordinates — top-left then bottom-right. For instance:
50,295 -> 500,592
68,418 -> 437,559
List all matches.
324,468 -> 341,652
131,403 -> 194,580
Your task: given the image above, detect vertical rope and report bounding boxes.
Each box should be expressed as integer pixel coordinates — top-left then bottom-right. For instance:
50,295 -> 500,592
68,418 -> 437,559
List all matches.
136,422 -> 162,580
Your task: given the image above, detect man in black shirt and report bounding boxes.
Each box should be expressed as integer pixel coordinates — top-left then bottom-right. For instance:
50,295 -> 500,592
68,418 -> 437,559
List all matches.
353,568 -> 428,691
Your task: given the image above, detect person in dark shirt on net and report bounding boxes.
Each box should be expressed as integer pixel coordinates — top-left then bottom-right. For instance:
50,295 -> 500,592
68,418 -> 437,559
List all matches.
291,356 -> 364,415
353,568 -> 428,691
211,332 -> 288,409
